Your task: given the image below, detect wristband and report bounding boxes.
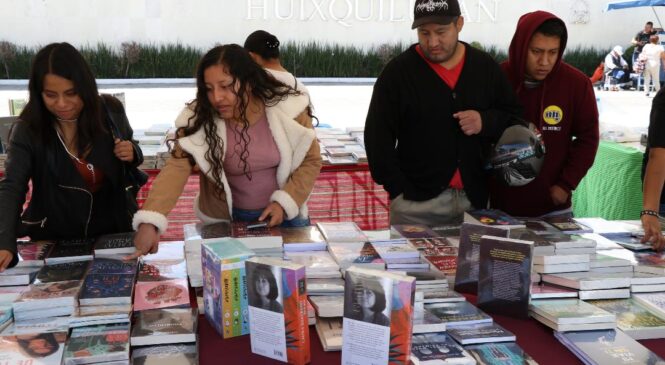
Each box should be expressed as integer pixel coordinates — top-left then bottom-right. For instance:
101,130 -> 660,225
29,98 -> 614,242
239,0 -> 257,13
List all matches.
641,209 -> 660,217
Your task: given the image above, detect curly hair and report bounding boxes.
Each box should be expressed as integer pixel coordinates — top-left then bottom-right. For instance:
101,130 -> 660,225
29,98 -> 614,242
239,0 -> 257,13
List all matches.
170,44 -> 302,200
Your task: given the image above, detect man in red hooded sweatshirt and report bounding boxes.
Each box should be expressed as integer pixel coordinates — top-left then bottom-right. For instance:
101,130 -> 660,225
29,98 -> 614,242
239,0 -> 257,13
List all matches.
490,11 -> 599,217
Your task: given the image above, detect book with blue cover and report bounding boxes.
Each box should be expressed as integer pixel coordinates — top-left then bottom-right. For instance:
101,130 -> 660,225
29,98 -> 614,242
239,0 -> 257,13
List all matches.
555,329 -> 665,364
89,257 -> 138,275
79,274 -> 135,306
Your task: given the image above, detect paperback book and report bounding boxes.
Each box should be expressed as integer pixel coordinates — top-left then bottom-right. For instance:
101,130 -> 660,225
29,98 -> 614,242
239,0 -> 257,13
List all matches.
588,298 -> 665,340
446,322 -> 516,345
281,226 -> 327,252
131,344 -> 198,365
79,273 -> 135,305
410,332 -> 475,365
63,323 -> 130,365
45,238 -> 95,264
315,317 -> 343,352
454,223 -> 509,294
391,224 -> 439,239
0,267 -> 40,286
465,342 -> 537,365
327,242 -> 385,271
342,266 -> 415,365
133,279 -> 190,311
34,260 -> 91,284
16,241 -> 53,267
246,257 -> 310,365
477,235 -> 533,318
463,209 -> 525,229
424,301 -> 493,328
0,331 -> 67,365
529,299 -> 616,326
93,232 -> 136,256
555,329 -> 665,364
231,221 -> 283,250
130,308 -> 198,346
315,222 -> 368,243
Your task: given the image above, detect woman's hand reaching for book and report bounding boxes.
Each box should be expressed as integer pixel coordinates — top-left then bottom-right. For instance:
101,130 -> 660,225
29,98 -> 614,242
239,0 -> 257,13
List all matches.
0,250 -> 13,272
259,202 -> 285,227
126,223 -> 160,260
642,215 -> 665,251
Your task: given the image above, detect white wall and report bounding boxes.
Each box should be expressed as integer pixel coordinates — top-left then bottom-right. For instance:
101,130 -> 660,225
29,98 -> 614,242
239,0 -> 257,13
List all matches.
0,0 -> 658,51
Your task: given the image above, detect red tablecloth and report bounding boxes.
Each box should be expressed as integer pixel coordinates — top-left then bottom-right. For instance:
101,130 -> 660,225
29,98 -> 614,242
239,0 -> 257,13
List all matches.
196,294 -> 665,365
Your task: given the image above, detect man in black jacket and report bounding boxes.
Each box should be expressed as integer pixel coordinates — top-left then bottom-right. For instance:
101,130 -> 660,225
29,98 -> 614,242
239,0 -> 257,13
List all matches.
364,0 -> 521,226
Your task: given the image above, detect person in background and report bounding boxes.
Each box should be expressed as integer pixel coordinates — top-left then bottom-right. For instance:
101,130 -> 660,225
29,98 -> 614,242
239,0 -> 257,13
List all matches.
604,45 -> 630,91
490,11 -> 599,218
244,30 -> 308,94
131,44 -> 321,259
632,21 -> 659,62
0,42 -> 142,271
642,88 -> 665,250
364,0 -> 521,226
641,35 -> 665,97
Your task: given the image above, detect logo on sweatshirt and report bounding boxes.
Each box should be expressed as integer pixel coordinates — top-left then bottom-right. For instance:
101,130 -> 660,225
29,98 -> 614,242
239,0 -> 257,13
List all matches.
543,105 -> 563,125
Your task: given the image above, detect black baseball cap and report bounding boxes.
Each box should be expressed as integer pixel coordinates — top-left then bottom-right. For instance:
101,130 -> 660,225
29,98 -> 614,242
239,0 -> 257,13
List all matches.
412,0 -> 462,29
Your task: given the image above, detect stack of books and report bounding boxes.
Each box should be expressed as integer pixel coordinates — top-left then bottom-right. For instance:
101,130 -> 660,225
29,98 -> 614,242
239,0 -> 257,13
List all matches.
281,226 -> 327,252
73,257 -> 137,327
63,323 -> 131,365
541,272 -> 632,300
92,232 -> 136,257
133,242 -> 189,312
183,222 -> 231,287
231,221 -> 283,256
284,251 -> 341,279
588,298 -> 665,339
13,280 -> 82,322
374,241 -> 428,272
589,253 -> 633,274
45,238 -> 95,264
328,242 -> 385,272
529,299 -> 616,331
131,343 -> 198,365
315,317 -> 343,352
130,308 -> 198,347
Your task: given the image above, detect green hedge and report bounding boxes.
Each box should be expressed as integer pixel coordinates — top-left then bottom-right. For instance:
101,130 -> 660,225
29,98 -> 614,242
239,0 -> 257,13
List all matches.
0,40 -> 612,79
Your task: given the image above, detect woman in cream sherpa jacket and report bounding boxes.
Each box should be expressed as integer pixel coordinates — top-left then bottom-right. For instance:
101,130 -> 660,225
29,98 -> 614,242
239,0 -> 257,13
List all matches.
130,44 -> 321,257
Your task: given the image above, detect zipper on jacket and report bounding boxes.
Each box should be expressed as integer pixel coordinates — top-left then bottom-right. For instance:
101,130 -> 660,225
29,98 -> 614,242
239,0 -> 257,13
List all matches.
58,184 -> 93,237
21,217 -> 47,228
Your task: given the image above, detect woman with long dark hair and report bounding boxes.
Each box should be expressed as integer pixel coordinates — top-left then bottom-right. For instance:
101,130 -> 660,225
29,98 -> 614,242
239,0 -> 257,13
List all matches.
131,44 -> 321,258
0,42 -> 142,270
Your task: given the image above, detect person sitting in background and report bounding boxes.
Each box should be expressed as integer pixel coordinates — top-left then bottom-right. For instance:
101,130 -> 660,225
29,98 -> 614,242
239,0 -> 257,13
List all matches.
642,88 -> 665,250
0,42 -> 142,271
604,45 -> 630,91
243,30 -> 308,94
131,44 -> 321,259
641,35 -> 665,97
590,61 -> 605,86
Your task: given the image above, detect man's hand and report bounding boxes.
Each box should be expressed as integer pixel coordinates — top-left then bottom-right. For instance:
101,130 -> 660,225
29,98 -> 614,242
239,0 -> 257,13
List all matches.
114,139 -> 135,162
126,223 -> 160,260
0,250 -> 13,272
550,185 -> 569,206
453,110 -> 482,136
259,202 -> 285,227
642,215 -> 665,251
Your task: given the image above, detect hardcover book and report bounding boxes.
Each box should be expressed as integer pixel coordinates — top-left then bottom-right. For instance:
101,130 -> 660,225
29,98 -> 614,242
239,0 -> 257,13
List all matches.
93,232 -> 136,256
281,226 -> 327,252
130,308 -> 198,346
45,238 -> 95,264
63,323 -> 130,365
342,266 -> 416,365
477,235 -> 533,318
246,257 -> 310,365
16,241 -> 53,267
200,238 -> 254,338
454,223 -> 509,294
133,279 -> 190,311
410,332 -> 475,365
0,330 -> 67,365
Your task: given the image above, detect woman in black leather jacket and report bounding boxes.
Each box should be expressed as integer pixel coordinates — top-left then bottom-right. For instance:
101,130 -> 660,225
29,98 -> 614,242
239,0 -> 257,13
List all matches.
0,43 -> 143,270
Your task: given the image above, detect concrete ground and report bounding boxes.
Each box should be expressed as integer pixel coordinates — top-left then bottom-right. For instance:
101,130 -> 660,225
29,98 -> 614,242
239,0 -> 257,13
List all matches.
0,81 -> 655,136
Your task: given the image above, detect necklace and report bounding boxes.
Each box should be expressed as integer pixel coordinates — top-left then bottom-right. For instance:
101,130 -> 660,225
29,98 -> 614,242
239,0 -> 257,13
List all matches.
56,117 -> 78,123
55,128 -> 95,185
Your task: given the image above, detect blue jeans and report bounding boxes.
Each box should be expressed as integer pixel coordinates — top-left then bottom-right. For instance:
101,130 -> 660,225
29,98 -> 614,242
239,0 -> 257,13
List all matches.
232,207 -> 310,228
